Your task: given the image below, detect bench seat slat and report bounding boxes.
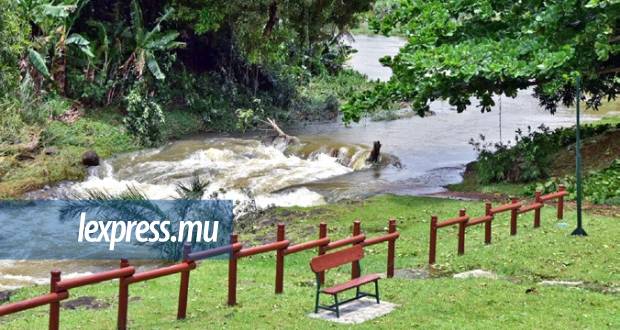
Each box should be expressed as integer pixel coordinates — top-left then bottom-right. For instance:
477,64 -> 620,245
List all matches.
322,274 -> 380,295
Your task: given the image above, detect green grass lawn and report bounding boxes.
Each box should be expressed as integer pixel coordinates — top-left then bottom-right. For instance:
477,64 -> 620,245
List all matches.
1,195 -> 619,329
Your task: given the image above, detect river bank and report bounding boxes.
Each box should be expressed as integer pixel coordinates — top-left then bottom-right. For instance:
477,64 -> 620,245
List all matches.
0,69 -> 372,199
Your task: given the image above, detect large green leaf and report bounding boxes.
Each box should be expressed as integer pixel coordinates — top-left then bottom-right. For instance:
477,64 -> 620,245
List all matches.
144,32 -> 183,50
130,0 -> 143,33
66,33 -> 94,58
145,52 -> 165,80
66,33 -> 90,46
40,4 -> 77,19
27,49 -> 51,79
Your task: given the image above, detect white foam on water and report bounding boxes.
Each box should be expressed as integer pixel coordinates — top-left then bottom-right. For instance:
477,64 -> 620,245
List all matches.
255,188 -> 326,208
66,138 -> 354,208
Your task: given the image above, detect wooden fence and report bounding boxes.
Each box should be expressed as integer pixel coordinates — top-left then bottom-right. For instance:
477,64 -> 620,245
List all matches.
0,219 -> 399,329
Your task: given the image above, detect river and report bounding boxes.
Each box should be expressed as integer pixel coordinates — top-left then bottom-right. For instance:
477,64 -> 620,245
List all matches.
1,34 -> 599,289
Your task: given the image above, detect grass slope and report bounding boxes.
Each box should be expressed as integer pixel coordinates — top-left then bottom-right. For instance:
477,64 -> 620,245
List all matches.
1,195 -> 618,329
0,108 -> 207,199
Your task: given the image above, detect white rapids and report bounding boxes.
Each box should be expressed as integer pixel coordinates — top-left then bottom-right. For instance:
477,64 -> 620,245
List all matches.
65,137 -> 371,208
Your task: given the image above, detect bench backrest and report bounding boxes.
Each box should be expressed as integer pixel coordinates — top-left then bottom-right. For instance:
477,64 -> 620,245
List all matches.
310,245 -> 364,273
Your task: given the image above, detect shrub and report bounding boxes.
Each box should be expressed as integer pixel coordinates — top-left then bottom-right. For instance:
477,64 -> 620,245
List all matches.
524,159 -> 620,205
470,125 -> 558,183
471,123 -> 620,184
124,84 -> 165,147
0,0 -> 29,97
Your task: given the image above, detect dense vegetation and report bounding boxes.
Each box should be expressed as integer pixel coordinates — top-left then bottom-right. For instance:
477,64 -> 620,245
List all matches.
0,0 -> 377,197
463,118 -> 620,204
343,0 -> 620,123
470,122 -> 620,183
525,159 -> 620,205
1,0 -> 374,141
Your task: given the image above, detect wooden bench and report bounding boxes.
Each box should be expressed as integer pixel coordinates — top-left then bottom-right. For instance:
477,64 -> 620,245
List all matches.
309,245 -> 380,318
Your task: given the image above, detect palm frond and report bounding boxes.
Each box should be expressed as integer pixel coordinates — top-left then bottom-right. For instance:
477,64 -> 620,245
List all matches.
175,173 -> 209,200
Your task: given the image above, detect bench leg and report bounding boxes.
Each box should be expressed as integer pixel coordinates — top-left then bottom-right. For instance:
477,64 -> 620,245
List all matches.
334,294 -> 340,318
374,280 -> 380,304
315,291 -> 320,313
355,286 -> 360,298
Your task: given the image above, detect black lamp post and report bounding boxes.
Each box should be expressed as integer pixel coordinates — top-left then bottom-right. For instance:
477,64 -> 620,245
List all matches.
571,75 -> 587,236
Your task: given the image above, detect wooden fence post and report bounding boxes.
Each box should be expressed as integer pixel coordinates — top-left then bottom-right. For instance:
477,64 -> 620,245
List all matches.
534,191 -> 542,228
117,259 -> 130,330
558,185 -> 565,220
49,270 -> 61,330
351,220 -> 361,279
318,223 -> 327,284
387,219 -> 396,277
510,198 -> 519,235
458,209 -> 466,255
177,244 -> 192,319
228,234 -> 238,306
484,202 -> 493,244
429,216 -> 437,265
275,223 -> 285,294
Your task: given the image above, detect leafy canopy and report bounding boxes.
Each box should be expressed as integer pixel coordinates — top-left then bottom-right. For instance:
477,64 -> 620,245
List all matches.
342,0 -> 620,123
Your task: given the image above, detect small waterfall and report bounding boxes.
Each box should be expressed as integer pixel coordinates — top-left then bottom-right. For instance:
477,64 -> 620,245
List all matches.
59,137 -> 384,208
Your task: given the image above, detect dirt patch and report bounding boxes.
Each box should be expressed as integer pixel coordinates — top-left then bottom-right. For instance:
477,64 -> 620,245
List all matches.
551,129 -> 620,176
393,268 -> 432,280
564,200 -> 620,217
61,296 -> 110,310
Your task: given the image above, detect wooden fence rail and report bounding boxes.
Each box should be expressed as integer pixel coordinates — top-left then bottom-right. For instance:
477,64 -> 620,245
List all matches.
428,187 -> 567,265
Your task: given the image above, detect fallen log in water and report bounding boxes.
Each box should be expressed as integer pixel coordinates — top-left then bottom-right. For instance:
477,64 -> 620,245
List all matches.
261,117 -> 300,146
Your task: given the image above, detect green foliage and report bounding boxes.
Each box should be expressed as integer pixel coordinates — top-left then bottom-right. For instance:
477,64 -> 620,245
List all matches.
343,0 -> 620,123
125,0 -> 184,81
0,0 -> 30,96
353,0 -> 404,36
0,0 -> 377,197
235,105 -> 263,133
160,111 -> 204,140
0,101 -> 34,147
471,122 -> 620,183
20,0 -> 93,95
526,159 -> 620,205
124,84 -> 165,146
66,33 -> 94,58
27,49 -> 51,79
471,126 -> 560,183
43,116 -> 136,155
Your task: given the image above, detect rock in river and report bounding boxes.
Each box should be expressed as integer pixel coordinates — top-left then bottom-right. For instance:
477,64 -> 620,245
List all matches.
82,150 -> 100,166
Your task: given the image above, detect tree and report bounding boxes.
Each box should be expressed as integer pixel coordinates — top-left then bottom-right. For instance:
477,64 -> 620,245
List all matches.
342,0 -> 620,123
20,0 -> 94,95
120,0 -> 185,82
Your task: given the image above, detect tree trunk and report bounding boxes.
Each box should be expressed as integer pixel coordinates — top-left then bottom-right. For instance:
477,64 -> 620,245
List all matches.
263,1 -> 278,37
53,37 -> 67,96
